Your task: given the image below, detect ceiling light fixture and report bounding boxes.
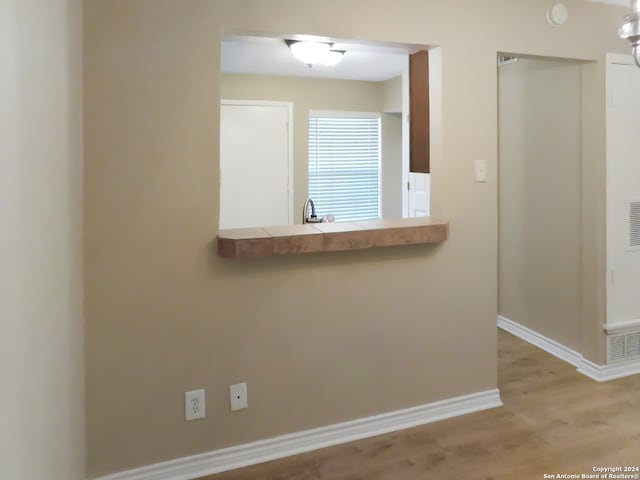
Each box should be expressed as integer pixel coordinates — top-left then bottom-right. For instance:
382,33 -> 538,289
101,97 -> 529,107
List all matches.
323,50 -> 344,67
619,0 -> 640,68
285,40 -> 345,67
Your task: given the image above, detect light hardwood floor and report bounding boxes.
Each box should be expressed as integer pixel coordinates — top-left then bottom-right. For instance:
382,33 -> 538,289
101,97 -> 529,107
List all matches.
201,330 -> 640,479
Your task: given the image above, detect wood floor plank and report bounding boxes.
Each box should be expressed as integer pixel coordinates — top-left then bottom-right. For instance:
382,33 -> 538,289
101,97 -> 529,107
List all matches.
199,330 -> 640,480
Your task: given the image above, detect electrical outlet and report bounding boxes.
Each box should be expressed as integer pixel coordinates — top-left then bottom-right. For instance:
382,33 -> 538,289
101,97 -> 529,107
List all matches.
185,389 -> 206,421
229,382 -> 248,411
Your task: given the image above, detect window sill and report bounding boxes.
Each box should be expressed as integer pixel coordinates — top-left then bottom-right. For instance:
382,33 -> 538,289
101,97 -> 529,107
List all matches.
217,217 -> 449,259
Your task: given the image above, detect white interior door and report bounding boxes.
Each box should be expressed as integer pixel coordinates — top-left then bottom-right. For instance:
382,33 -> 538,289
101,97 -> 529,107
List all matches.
606,56 -> 640,325
220,101 -> 292,229
408,172 -> 430,217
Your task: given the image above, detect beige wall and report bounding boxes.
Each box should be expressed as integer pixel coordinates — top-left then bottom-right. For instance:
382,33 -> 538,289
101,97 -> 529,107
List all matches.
84,0 -> 626,476
382,75 -> 403,113
0,1 -> 84,479
498,58 -> 583,350
381,77 -> 404,219
221,74 -> 385,222
381,113 -> 403,217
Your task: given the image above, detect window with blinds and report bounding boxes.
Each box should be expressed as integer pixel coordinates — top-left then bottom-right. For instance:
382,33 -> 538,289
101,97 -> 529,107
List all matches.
308,112 -> 381,222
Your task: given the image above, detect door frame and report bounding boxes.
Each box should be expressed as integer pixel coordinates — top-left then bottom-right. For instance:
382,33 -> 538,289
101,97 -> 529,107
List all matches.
220,99 -> 294,224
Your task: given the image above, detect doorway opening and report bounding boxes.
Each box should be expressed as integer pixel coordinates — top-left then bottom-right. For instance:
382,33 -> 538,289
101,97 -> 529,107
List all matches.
497,54 -> 584,356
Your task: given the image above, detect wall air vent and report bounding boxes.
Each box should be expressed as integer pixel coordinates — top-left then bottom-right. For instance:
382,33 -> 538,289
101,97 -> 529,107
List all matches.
607,330 -> 640,363
608,334 -> 626,363
630,201 -> 640,249
498,56 -> 519,67
627,332 -> 640,358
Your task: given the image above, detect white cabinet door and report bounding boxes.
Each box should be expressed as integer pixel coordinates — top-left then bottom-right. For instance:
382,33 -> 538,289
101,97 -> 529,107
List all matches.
220,102 -> 291,229
408,172 -> 430,217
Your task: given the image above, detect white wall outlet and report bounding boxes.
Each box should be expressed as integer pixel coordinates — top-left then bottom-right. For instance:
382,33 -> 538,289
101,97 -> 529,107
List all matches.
229,382 -> 248,411
474,158 -> 488,183
185,389 -> 206,421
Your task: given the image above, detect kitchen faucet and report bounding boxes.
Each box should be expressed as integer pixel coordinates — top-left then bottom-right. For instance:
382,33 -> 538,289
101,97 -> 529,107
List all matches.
303,198 -> 321,223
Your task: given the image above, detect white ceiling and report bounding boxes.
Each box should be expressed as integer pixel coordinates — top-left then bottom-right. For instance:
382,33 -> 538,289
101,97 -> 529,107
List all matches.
584,0 -> 628,5
221,35 -> 417,82
222,1 -> 631,82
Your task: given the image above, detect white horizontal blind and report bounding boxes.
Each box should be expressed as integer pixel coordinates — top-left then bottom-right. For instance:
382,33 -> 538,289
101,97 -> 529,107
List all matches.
308,114 -> 381,222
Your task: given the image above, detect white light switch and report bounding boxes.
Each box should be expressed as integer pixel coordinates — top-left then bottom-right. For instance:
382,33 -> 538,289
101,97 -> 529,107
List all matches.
474,159 -> 488,183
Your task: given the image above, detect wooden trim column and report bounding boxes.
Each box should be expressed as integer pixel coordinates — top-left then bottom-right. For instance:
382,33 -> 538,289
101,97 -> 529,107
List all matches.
410,50 -> 430,173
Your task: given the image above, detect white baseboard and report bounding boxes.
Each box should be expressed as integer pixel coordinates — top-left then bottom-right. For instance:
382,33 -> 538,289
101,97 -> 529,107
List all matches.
93,389 -> 502,480
578,357 -> 640,382
497,316 -> 582,367
497,315 -> 640,382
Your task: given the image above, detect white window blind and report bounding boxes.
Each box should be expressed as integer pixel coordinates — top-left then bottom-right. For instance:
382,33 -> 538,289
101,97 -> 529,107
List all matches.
308,113 -> 381,222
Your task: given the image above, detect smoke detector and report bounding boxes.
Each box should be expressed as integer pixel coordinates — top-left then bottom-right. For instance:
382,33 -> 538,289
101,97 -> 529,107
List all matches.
547,3 -> 569,27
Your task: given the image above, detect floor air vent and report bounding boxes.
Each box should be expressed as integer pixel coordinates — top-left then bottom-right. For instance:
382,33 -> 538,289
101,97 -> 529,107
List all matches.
608,330 -> 640,363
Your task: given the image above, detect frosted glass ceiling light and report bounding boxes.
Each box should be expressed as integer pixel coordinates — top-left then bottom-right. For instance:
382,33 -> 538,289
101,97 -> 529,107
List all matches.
288,41 -> 330,66
285,40 -> 345,67
619,0 -> 640,68
324,50 -> 345,66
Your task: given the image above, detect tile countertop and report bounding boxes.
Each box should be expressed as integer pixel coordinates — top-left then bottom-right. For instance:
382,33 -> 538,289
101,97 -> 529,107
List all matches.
217,217 -> 449,259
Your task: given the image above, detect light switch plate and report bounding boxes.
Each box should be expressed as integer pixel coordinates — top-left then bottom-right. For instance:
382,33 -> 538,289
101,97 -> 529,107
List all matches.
474,159 -> 488,183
